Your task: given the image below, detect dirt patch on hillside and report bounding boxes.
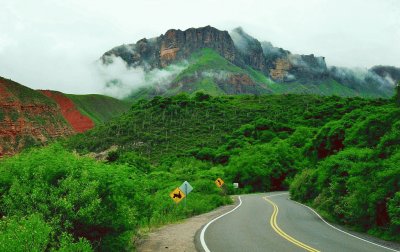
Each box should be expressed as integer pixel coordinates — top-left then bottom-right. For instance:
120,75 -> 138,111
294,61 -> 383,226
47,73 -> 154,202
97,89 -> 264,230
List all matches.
41,90 -> 94,133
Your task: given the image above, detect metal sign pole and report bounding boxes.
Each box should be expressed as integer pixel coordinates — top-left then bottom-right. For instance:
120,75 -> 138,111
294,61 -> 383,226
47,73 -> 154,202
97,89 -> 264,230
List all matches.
184,183 -> 187,208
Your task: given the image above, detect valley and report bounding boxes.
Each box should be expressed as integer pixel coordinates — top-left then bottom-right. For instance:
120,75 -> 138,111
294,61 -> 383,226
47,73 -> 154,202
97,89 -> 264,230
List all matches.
0,23 -> 399,251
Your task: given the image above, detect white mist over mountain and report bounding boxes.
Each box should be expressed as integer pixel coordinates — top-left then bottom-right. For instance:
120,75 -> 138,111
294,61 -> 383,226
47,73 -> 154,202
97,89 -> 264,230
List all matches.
0,0 -> 398,94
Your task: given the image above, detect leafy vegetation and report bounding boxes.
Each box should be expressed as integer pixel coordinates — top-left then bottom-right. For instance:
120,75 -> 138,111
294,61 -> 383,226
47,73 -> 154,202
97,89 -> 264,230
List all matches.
1,91 -> 399,250
66,92 -> 399,242
0,144 -> 231,251
67,94 -> 378,161
290,103 -> 400,241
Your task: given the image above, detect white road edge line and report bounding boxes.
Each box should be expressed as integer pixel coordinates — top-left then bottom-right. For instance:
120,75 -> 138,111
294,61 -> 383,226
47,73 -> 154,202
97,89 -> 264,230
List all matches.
200,196 -> 243,252
292,199 -> 400,252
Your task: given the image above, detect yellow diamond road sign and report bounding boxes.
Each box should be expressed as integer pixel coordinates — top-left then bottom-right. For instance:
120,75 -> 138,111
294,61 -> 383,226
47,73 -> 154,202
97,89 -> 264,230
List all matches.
215,178 -> 224,188
169,187 -> 186,204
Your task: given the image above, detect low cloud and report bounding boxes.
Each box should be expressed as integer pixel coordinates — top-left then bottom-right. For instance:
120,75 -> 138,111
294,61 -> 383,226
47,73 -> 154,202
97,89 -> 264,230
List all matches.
329,66 -> 394,91
96,55 -> 188,99
230,27 -> 252,53
201,70 -> 230,81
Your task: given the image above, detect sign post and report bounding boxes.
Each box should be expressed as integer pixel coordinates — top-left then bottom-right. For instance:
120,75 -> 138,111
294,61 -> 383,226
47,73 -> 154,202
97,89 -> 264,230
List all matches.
185,183 -> 187,207
179,181 -> 193,208
169,181 -> 193,205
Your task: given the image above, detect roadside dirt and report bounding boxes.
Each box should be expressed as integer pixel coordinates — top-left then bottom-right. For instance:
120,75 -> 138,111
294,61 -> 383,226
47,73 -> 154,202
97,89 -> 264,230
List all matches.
136,197 -> 238,252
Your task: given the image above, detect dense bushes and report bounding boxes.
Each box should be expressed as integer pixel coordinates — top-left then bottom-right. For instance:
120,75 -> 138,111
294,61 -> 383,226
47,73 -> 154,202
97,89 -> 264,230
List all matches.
224,140 -> 302,192
66,94 -> 373,161
291,104 -> 400,241
0,145 -> 231,251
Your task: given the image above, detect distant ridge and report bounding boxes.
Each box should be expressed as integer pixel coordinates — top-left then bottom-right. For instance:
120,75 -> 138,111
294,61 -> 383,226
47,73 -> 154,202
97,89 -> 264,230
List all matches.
101,26 -> 399,100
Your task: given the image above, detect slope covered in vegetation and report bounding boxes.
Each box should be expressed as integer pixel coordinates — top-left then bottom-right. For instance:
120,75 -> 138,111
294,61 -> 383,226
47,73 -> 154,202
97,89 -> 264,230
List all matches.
41,90 -> 131,129
66,93 -> 400,242
67,94 -> 130,125
125,48 -> 393,101
1,92 -> 399,251
67,93 -> 382,161
0,144 -> 231,251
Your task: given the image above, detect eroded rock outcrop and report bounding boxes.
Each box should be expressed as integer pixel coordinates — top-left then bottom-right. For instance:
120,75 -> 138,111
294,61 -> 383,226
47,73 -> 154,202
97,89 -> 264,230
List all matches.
0,77 -> 73,157
103,25 -> 238,69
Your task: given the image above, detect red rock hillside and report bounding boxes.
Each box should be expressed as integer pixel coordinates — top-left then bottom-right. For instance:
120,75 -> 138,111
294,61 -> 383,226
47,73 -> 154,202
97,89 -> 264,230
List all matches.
40,90 -> 94,133
0,77 -> 74,157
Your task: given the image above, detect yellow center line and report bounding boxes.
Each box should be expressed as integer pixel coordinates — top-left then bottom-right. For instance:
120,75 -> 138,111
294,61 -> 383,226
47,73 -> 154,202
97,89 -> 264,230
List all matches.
263,196 -> 320,252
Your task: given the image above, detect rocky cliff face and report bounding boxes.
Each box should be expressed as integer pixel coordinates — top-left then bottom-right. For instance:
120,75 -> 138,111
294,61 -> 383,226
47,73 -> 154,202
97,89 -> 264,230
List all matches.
101,25 -> 397,98
0,77 -> 73,157
230,27 -> 267,72
104,26 -> 330,85
103,26 -> 238,69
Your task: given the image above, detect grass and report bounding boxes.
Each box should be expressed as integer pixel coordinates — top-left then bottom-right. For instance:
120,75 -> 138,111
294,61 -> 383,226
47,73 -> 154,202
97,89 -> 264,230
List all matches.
174,48 -> 246,82
66,94 -> 130,125
0,77 -> 56,105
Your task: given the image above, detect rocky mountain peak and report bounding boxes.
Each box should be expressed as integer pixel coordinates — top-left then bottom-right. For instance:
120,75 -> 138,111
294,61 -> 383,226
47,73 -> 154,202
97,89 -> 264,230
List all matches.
100,26 -> 397,99
103,26 -> 238,69
230,27 -> 267,72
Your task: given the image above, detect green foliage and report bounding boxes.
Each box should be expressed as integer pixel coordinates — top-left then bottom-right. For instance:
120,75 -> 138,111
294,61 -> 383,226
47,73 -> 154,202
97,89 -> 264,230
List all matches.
0,144 -> 231,251
225,140 -> 301,192
388,192 -> 400,226
66,94 -> 374,162
0,145 -> 142,250
56,233 -> 93,252
292,146 -> 400,240
2,89 -> 399,249
0,214 -> 52,252
66,94 -> 130,125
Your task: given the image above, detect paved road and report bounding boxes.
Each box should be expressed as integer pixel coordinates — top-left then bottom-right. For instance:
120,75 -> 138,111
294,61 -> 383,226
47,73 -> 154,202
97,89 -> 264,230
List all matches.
198,192 -> 400,252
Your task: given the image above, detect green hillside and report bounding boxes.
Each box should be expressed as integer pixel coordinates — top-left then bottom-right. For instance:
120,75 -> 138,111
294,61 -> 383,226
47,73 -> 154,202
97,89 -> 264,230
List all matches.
126,48 -> 272,100
126,48 -> 392,101
65,93 -> 400,243
1,92 -> 399,251
67,94 -> 130,125
66,93 -> 383,161
0,76 -> 56,105
174,48 -> 247,81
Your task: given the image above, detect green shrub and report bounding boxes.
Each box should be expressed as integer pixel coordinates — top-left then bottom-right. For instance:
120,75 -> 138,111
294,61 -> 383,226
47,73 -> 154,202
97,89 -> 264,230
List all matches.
0,214 -> 53,252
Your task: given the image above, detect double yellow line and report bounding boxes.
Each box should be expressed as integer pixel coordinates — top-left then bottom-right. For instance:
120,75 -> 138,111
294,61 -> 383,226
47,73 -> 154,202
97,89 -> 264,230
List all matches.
263,196 -> 320,252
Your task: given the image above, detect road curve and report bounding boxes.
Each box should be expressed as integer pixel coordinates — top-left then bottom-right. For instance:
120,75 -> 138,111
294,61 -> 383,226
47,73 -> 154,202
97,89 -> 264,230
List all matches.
197,192 -> 400,252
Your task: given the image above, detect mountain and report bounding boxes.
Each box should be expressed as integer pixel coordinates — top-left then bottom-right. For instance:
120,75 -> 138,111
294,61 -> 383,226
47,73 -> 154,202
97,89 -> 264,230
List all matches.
101,26 -> 399,99
0,77 -> 130,157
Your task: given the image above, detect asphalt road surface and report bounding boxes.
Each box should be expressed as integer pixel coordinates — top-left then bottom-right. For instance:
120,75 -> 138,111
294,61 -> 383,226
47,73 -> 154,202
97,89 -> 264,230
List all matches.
198,192 -> 400,252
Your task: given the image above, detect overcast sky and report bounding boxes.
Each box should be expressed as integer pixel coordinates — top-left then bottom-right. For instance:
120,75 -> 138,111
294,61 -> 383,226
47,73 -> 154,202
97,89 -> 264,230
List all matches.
0,0 -> 399,94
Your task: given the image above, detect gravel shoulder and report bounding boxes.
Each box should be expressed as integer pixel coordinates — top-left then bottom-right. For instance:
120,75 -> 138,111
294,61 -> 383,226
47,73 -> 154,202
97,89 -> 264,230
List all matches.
136,196 -> 239,252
